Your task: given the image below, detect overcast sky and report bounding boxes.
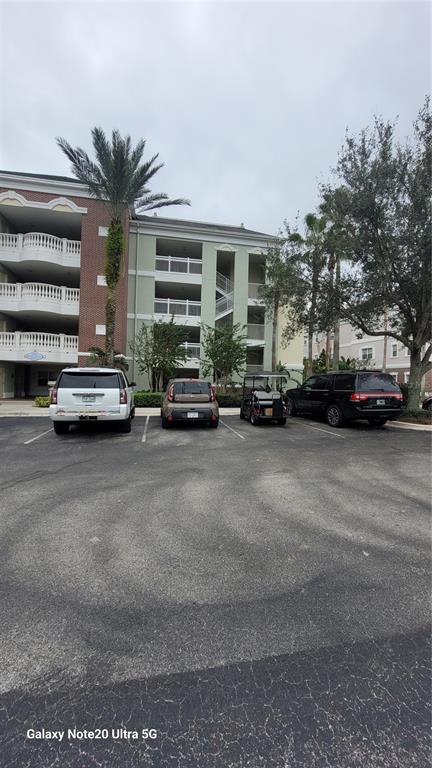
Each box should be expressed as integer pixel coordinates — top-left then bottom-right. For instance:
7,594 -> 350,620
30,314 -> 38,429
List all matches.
0,0 -> 430,234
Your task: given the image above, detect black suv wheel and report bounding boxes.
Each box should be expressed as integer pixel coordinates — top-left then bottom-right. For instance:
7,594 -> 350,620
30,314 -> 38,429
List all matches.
326,404 -> 346,428
286,397 -> 297,416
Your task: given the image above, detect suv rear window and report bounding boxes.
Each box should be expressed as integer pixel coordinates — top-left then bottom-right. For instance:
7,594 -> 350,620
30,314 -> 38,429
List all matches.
58,372 -> 120,389
356,372 -> 400,391
334,374 -> 355,391
172,381 -> 211,395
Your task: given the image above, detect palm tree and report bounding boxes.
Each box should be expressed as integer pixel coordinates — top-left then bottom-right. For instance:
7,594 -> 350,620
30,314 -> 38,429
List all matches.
57,128 -> 190,366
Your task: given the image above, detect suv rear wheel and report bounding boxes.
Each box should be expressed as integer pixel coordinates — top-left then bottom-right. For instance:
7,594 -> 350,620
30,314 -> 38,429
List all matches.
53,422 -> 69,435
286,397 -> 297,416
326,404 -> 346,428
119,416 -> 132,433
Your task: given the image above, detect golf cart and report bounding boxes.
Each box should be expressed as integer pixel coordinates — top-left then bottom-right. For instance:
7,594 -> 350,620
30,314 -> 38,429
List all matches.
240,371 -> 288,425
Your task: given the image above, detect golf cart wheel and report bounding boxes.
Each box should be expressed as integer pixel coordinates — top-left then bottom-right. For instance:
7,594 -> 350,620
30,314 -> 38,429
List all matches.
368,417 -> 388,427
278,418 -> 287,426
250,411 -> 260,426
326,404 -> 346,428
286,397 -> 297,416
53,421 -> 69,435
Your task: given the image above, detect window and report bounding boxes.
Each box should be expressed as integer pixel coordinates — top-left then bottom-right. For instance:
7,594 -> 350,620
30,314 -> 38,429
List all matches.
389,372 -> 399,382
361,347 -> 374,361
334,374 -> 355,391
37,370 -> 57,387
172,381 -> 211,396
97,275 -> 107,286
95,324 -> 106,335
404,372 -> 410,383
391,343 -> 398,358
311,375 -> 330,389
303,377 -> 318,388
58,372 -> 120,389
404,347 -> 411,357
357,372 -> 400,392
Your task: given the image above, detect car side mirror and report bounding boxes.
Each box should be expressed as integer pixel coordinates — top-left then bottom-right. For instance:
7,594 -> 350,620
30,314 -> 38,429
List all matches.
130,381 -> 136,388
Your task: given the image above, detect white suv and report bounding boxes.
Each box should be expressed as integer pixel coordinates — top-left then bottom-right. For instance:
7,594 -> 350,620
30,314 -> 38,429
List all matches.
49,367 -> 135,434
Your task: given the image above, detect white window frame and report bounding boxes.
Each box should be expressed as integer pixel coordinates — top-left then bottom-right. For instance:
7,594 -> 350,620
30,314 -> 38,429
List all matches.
95,324 -> 106,336
389,371 -> 399,382
404,372 -> 410,383
390,342 -> 398,358
361,346 -> 374,362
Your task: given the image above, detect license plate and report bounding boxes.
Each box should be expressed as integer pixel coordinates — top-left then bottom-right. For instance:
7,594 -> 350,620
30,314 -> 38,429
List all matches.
376,399 -> 385,405
187,412 -> 198,418
82,395 -> 95,402
264,408 -> 273,416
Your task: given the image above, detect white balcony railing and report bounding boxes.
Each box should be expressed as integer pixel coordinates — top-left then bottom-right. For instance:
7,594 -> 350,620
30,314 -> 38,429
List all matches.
182,342 -> 200,359
248,323 -> 265,340
215,293 -> 234,317
216,271 -> 233,295
0,232 -> 81,268
0,331 -> 78,363
154,298 -> 201,317
155,255 -> 202,275
0,282 -> 79,315
248,282 -> 265,300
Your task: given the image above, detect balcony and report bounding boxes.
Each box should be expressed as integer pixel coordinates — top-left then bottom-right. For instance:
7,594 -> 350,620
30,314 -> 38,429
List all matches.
0,331 -> 78,363
155,255 -> 202,284
247,323 -> 265,345
154,298 -> 201,325
0,282 -> 79,316
0,232 -> 81,269
248,283 -> 265,303
178,342 -> 200,368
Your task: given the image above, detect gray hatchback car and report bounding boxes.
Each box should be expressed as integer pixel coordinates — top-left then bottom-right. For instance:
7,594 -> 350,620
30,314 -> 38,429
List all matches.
161,379 -> 219,428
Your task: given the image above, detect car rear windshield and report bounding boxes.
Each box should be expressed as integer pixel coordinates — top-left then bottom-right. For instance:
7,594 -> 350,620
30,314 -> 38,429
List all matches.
172,381 -> 211,395
356,373 -> 400,391
58,372 -> 120,389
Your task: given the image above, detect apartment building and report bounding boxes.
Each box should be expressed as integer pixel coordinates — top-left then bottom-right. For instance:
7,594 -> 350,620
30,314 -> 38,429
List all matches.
127,213 -> 303,389
0,170 -> 303,398
308,322 -> 432,393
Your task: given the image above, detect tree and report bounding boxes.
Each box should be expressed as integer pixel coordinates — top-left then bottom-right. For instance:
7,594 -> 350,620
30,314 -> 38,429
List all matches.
284,213 -> 328,377
57,128 -> 190,366
130,319 -> 188,391
259,240 -> 298,371
324,98 -> 431,409
200,323 -> 247,391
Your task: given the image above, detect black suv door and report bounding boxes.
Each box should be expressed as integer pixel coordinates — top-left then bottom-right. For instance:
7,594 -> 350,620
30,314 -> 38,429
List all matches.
309,374 -> 332,413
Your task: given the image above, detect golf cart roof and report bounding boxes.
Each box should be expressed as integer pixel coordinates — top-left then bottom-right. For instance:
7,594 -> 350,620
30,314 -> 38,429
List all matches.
243,371 -> 285,378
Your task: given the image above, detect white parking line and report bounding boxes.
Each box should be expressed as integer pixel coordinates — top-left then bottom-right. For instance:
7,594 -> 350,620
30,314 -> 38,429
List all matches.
298,422 -> 346,439
220,419 -> 246,440
24,427 -> 53,445
141,415 -> 150,443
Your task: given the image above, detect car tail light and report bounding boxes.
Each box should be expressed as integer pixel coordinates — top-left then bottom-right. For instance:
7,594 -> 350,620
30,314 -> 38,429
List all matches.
211,413 -> 217,421
350,392 -> 403,402
120,388 -> 127,404
167,384 -> 175,402
50,387 -> 57,404
167,413 -> 173,422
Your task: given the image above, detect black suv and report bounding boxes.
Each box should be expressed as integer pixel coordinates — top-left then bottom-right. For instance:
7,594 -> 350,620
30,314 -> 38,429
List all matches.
285,370 -> 403,427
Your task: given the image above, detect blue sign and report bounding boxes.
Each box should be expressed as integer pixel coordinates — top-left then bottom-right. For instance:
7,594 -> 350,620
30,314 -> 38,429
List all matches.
24,350 -> 46,361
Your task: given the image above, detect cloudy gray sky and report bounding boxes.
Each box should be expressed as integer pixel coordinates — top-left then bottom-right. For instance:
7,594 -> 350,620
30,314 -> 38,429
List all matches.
0,0 -> 430,234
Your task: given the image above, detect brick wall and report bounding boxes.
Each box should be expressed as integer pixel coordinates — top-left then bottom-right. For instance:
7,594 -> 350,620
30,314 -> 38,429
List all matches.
0,186 -> 129,365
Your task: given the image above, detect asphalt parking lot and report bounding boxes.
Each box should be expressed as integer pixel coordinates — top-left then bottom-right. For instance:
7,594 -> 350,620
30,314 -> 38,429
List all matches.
0,415 -> 430,767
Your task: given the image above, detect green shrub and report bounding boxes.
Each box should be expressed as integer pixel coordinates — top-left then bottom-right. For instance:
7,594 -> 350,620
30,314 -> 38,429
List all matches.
215,393 -> 242,407
34,396 -> 50,408
133,391 -> 162,407
399,408 -> 432,424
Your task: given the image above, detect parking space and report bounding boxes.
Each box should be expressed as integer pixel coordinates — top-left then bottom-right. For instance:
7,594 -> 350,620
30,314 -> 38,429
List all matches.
0,414 -> 430,767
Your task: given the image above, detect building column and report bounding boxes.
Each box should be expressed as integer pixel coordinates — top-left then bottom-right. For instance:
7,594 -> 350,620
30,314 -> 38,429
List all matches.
199,242 -> 217,378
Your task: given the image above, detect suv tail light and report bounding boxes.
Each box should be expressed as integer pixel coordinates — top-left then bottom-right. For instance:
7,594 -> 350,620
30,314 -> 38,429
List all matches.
120,388 -> 127,404
50,387 -> 57,405
167,384 -> 175,402
350,392 -> 403,402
